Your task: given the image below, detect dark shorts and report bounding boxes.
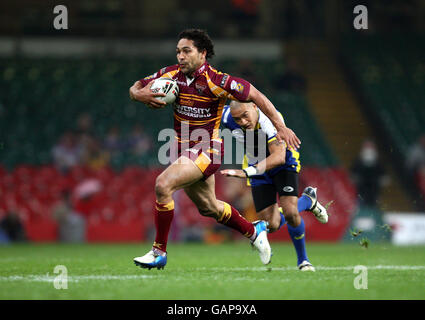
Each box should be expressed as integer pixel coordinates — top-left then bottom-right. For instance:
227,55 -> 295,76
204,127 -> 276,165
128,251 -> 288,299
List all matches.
251,170 -> 299,212
171,139 -> 224,180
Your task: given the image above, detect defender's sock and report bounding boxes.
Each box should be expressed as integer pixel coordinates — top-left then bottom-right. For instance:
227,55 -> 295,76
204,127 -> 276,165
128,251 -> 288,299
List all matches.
153,200 -> 174,253
287,218 -> 308,266
297,195 -> 313,212
278,207 -> 287,230
218,202 -> 256,240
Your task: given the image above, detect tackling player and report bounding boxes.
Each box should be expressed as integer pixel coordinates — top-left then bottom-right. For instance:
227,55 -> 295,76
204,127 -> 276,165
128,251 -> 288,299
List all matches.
129,29 -> 301,269
220,101 -> 329,271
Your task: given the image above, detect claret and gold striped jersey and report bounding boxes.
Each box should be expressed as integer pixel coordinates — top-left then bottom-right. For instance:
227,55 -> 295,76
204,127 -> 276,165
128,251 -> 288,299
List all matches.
139,61 -> 252,148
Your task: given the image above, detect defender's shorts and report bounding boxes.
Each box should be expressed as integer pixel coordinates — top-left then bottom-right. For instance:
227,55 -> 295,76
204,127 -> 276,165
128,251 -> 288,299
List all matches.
171,139 -> 224,180
251,170 -> 299,212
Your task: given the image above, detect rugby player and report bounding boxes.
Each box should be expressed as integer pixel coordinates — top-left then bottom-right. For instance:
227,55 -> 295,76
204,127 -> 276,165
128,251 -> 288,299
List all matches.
220,101 -> 329,271
129,29 -> 300,269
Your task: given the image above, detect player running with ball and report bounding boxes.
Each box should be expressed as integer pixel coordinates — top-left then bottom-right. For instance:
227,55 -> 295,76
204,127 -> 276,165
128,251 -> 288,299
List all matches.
129,29 -> 301,269
221,101 -> 330,271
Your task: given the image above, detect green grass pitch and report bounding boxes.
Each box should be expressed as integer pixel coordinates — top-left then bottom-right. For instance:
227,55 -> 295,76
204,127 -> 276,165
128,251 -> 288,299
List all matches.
0,242 -> 424,300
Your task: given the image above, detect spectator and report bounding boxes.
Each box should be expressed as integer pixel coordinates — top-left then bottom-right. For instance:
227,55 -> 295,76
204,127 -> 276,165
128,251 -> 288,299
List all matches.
104,126 -> 126,156
82,136 -> 109,170
127,124 -> 153,156
351,139 -> 389,207
75,113 -> 98,162
52,131 -> 83,173
52,191 -> 86,243
0,211 -> 27,242
406,134 -> 425,176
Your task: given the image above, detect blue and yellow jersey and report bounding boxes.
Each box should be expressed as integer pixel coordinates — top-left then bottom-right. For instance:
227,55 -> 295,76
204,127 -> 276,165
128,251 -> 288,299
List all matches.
221,105 -> 301,186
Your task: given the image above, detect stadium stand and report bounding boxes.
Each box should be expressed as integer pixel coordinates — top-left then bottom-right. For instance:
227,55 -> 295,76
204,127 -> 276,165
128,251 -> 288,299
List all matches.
343,35 -> 425,153
342,35 -> 425,207
0,57 -> 339,167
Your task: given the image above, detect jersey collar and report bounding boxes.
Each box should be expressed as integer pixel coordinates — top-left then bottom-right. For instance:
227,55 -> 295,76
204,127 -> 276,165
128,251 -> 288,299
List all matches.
191,61 -> 209,79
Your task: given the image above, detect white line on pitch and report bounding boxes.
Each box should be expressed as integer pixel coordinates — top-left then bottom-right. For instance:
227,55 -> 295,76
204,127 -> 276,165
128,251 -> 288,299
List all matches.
1,265 -> 423,282
0,274 -> 154,282
189,265 -> 425,272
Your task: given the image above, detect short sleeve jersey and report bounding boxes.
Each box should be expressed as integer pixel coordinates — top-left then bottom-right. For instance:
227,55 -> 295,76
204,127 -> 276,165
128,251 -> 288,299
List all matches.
221,105 -> 301,178
139,61 -> 252,147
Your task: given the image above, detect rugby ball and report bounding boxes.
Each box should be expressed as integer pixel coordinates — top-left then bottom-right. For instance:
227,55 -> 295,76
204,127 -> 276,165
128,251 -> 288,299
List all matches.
150,78 -> 179,105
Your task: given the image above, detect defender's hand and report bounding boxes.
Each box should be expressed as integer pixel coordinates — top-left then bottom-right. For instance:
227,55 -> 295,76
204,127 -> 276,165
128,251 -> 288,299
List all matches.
220,169 -> 246,178
129,80 -> 167,109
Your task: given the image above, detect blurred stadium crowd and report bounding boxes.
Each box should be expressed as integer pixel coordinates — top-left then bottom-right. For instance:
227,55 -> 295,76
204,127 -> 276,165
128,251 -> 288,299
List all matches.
0,0 -> 424,244
52,113 -> 153,173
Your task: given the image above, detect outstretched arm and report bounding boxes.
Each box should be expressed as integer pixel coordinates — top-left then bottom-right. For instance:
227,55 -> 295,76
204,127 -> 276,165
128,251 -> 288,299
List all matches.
247,85 -> 301,150
221,139 -> 286,178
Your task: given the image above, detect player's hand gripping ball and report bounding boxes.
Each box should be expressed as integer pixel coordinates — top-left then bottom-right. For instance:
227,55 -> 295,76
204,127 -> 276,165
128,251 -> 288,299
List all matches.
150,78 -> 179,106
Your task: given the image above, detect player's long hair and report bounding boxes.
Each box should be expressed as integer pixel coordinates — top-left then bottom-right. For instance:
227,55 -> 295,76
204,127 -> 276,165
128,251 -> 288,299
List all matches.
178,29 -> 215,60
